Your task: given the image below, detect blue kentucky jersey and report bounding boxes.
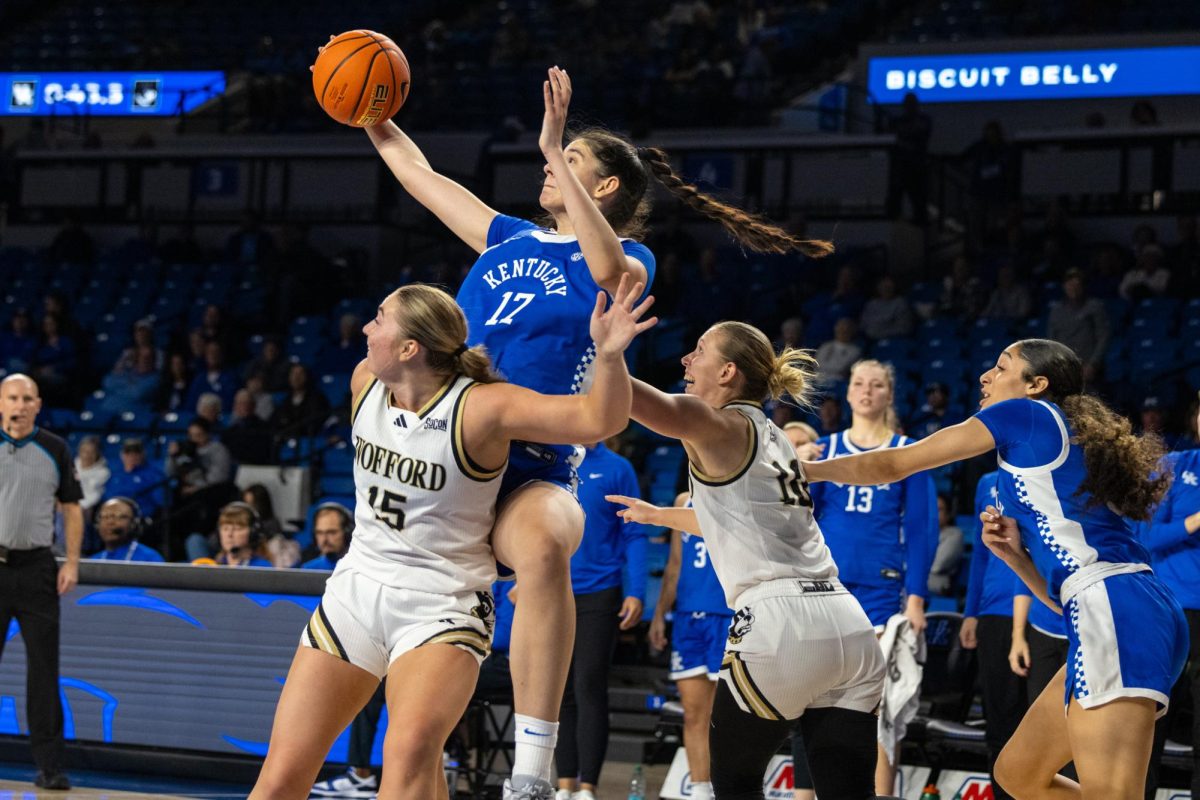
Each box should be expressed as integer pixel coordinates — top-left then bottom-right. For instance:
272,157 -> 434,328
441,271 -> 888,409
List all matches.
456,214 -> 655,396
1138,448 -> 1200,610
975,398 -> 1151,605
676,531 -> 733,615
811,431 -> 938,599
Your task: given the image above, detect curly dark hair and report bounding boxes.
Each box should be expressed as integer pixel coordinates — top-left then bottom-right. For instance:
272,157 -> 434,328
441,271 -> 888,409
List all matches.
1015,339 -> 1169,520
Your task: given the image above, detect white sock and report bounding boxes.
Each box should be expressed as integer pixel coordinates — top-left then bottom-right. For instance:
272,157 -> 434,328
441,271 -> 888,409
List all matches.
512,714 -> 559,782
690,781 -> 714,799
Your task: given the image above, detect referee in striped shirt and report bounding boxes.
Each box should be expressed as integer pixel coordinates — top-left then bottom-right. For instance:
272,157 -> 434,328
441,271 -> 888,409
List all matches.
0,374 -> 82,790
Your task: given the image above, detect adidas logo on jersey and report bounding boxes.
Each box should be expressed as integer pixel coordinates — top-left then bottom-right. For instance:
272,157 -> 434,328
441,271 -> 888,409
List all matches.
393,416 -> 407,428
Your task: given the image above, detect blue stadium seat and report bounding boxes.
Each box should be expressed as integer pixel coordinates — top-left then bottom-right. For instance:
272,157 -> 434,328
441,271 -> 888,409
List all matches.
319,373 -> 351,407
870,338 -> 915,362
157,412 -> 191,434
321,441 -> 355,476
76,409 -> 115,432
115,409 -> 156,433
319,475 -> 357,497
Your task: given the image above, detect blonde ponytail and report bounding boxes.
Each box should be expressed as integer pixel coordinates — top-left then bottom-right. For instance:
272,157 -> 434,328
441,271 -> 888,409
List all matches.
767,347 -> 819,408
712,321 -> 817,407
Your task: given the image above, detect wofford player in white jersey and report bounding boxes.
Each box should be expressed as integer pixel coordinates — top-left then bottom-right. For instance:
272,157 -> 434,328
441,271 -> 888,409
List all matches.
249,277 -> 655,800
609,321 -> 891,800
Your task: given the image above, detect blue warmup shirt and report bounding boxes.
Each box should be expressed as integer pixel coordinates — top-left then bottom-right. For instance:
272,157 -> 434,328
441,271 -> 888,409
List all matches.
676,530 -> 734,615
1015,577 -> 1067,636
812,431 -> 938,599
491,580 -> 515,653
1138,448 -> 1200,610
457,214 -> 656,397
975,398 -> 1151,604
302,554 -> 341,571
571,443 -> 649,599
964,471 -> 1015,618
90,541 -> 164,563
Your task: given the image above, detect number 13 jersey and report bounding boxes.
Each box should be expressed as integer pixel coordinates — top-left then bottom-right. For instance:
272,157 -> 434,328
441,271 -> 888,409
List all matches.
457,214 -> 655,396
687,402 -> 838,607
341,374 -> 505,595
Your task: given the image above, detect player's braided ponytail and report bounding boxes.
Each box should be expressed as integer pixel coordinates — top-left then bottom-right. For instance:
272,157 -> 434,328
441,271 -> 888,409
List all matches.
571,127 -> 833,258
637,147 -> 834,258
1016,338 -> 1169,520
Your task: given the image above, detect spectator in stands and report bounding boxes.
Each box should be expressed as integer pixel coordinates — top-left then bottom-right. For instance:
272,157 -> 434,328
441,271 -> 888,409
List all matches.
195,392 -> 223,427
242,484 -> 296,568
90,497 -> 164,563
1168,214 -> 1200,294
270,364 -> 330,440
186,329 -> 208,373
1138,396 -> 1184,450
166,418 -> 236,553
806,264 -> 866,345
814,317 -> 862,382
74,436 -> 110,520
552,438 -> 648,800
41,292 -> 81,343
961,120 -> 1018,248
0,308 -> 36,373
301,503 -> 353,570
198,304 -> 238,359
1120,246 -> 1171,301
223,389 -> 274,465
113,319 -> 162,375
316,314 -> 365,375
1046,268 -> 1109,385
909,381 -> 961,440
817,395 -> 843,436
859,275 -> 914,341
776,317 -> 804,351
157,352 -> 193,414
243,336 -> 290,393
981,264 -> 1032,321
210,502 -> 273,567
1088,243 -> 1126,299
47,213 -> 95,265
886,92 -> 931,225
31,313 -> 76,407
103,438 -> 166,520
186,341 -> 238,412
224,210 -> 276,267
244,373 -> 276,421
101,345 -> 160,412
1132,223 -> 1161,258
940,255 -> 986,318
927,494 -> 963,595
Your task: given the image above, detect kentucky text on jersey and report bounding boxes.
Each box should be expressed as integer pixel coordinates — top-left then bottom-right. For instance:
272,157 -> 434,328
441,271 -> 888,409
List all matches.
480,259 -> 568,296
353,435 -> 447,491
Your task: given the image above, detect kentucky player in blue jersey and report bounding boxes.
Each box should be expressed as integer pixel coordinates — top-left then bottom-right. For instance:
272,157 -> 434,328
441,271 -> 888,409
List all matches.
649,492 -> 732,800
806,338 -> 1187,799
800,358 -> 937,795
1137,406 -> 1200,798
365,66 -> 832,799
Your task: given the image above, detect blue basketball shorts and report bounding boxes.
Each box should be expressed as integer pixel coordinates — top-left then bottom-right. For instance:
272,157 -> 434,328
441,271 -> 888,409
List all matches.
1063,569 -> 1188,717
670,611 -> 733,681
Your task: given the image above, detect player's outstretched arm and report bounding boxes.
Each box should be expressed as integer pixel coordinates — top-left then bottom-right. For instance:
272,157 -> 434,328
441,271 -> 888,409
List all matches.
366,121 -> 498,254
607,495 -> 702,537
478,275 -> 656,446
804,417 -> 995,485
540,66 -> 647,294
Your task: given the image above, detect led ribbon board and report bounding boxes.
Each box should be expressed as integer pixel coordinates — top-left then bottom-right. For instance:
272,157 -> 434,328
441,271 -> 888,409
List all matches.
867,47 -> 1200,103
1,71 -> 225,116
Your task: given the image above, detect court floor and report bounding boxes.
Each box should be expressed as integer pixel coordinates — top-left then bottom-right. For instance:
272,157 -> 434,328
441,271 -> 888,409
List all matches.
0,761 -> 673,799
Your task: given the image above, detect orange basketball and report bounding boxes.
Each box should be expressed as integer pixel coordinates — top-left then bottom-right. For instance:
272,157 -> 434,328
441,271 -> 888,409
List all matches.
311,30 -> 410,127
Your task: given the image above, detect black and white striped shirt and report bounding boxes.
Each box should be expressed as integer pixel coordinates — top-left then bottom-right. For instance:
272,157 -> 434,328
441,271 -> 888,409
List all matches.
0,426 -> 82,549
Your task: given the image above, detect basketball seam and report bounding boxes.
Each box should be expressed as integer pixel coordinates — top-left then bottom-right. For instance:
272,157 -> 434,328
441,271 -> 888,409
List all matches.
320,40 -> 380,121
384,48 -> 409,108
381,44 -> 398,117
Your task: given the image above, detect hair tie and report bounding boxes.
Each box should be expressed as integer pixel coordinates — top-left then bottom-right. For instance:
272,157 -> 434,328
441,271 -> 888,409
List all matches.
452,343 -> 468,358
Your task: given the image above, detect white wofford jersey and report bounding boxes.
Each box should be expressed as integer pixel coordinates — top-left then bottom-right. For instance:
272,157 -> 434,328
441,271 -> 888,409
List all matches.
688,402 -> 838,607
341,374 -> 504,595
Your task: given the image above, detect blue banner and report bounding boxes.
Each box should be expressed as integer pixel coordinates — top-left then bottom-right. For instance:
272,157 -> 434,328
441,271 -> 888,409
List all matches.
1,71 -> 225,116
867,46 -> 1200,104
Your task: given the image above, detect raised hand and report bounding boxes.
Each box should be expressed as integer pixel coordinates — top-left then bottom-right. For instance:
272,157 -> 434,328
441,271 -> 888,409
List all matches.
979,505 -> 1026,565
606,493 -> 662,526
590,273 -> 657,357
539,66 -> 571,157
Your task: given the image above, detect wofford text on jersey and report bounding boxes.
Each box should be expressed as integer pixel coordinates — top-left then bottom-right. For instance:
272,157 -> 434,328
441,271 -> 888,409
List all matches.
354,435 -> 448,491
